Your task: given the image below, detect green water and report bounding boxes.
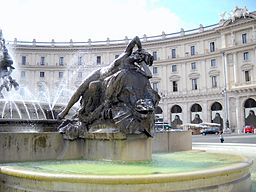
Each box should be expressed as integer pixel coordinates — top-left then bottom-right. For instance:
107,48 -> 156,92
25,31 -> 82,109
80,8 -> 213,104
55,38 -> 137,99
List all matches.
1,151 -> 243,176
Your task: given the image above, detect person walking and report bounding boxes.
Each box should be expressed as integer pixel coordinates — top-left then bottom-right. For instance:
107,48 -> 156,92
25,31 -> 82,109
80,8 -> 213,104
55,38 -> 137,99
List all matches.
219,132 -> 224,143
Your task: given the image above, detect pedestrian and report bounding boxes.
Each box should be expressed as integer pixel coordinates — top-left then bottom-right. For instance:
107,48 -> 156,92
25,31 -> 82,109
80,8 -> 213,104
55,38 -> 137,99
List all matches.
219,132 -> 224,143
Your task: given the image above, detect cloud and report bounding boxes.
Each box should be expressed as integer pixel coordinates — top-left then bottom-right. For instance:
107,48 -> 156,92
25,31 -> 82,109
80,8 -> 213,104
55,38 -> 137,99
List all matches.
0,0 -> 186,42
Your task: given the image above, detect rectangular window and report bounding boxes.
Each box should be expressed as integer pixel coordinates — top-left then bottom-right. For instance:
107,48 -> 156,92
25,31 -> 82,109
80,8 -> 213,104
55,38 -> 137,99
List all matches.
59,57 -> 64,66
96,56 -> 101,64
21,56 -> 26,65
153,51 -> 157,60
78,56 -> 83,65
40,57 -> 45,65
171,49 -> 176,58
171,65 -> 177,72
40,72 -> 45,78
153,67 -> 158,74
59,72 -> 64,79
152,82 -> 158,91
242,33 -> 247,44
191,62 -> 196,70
21,71 -> 26,78
243,52 -> 249,61
190,46 -> 195,56
210,59 -> 216,67
212,76 -> 217,88
192,79 -> 198,90
173,81 -> 178,92
245,71 -> 250,82
210,42 -> 215,52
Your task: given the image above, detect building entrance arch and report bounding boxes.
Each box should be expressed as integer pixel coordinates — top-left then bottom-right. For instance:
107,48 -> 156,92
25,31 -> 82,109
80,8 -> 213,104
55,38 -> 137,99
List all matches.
190,103 -> 202,124
210,102 -> 223,129
170,105 -> 183,128
155,106 -> 163,123
244,98 -> 256,127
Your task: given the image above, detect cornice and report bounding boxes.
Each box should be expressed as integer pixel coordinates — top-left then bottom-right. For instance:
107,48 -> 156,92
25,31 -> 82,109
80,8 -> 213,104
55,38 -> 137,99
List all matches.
11,44 -> 126,53
169,75 -> 181,81
162,90 -> 222,101
241,63 -> 254,71
188,72 -> 200,79
221,42 -> 256,54
150,76 -> 161,82
216,17 -> 256,32
9,21 -> 256,53
18,65 -> 72,71
231,85 -> 256,93
141,31 -> 219,47
208,69 -> 220,77
155,51 -> 223,66
7,25 -> 221,50
7,14 -> 256,55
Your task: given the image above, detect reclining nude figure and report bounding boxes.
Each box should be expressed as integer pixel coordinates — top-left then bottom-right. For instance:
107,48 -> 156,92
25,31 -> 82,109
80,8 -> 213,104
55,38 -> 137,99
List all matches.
57,36 -> 153,121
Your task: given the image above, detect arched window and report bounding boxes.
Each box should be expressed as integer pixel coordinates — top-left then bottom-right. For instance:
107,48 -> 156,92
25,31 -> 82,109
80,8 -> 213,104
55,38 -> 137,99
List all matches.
171,105 -> 182,113
211,102 -> 223,129
191,103 -> 202,112
211,102 -> 223,111
191,103 -> 202,124
170,105 -> 183,128
155,106 -> 163,114
244,98 -> 256,127
244,98 -> 256,108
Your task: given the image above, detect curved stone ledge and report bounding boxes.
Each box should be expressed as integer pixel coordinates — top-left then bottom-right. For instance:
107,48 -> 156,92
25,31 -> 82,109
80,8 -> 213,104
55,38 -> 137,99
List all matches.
0,156 -> 252,192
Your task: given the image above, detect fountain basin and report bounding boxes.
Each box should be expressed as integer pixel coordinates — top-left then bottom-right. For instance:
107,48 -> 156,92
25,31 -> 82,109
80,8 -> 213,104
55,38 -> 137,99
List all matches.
0,151 -> 252,192
0,119 -> 60,132
0,119 -> 192,163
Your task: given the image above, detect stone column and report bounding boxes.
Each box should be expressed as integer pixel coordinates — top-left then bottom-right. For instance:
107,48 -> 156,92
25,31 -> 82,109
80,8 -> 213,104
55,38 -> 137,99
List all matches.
235,96 -> 243,133
222,52 -> 230,131
233,52 -> 238,85
202,102 -> 208,122
183,103 -> 189,124
223,53 -> 229,90
162,98 -> 169,123
221,34 -> 226,48
252,26 -> 256,42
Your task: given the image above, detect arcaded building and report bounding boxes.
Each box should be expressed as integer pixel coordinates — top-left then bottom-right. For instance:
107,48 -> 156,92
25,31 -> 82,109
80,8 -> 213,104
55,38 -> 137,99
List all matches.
9,7 -> 256,132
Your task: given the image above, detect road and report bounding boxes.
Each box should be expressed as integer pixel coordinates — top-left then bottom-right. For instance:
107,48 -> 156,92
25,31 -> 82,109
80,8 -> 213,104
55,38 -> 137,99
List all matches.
192,133 -> 256,144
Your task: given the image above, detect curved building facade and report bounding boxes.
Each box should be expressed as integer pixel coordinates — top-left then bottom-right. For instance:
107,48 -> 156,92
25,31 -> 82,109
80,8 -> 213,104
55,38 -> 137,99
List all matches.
9,8 -> 256,132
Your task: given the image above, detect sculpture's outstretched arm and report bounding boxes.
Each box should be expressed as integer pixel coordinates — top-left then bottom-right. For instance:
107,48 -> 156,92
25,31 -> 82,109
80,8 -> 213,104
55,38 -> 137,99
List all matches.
101,36 -> 142,77
124,36 -> 142,55
111,36 -> 142,68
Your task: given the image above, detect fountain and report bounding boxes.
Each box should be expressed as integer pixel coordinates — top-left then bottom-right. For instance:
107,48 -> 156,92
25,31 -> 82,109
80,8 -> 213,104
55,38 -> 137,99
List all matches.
0,32 -> 253,191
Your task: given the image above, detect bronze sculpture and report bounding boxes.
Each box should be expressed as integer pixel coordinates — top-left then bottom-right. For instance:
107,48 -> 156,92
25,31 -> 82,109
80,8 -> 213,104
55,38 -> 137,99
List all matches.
0,30 -> 19,98
58,36 -> 160,140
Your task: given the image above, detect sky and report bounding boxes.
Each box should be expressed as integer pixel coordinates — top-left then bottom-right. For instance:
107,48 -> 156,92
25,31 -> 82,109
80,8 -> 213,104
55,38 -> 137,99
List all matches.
0,0 -> 255,42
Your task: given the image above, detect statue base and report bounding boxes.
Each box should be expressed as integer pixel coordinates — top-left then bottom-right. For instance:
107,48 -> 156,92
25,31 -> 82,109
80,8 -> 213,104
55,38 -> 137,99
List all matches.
83,129 -> 152,161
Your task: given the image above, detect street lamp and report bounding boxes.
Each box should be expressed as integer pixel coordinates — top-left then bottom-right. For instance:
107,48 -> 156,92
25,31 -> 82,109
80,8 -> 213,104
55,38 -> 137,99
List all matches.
222,52 -> 229,132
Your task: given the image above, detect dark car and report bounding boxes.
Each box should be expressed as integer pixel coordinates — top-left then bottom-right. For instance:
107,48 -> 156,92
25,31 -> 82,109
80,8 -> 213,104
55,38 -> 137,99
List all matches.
200,127 -> 220,135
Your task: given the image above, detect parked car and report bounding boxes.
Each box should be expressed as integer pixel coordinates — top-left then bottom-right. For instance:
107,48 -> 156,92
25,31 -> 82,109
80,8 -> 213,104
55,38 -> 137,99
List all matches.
200,127 -> 220,135
243,125 -> 254,133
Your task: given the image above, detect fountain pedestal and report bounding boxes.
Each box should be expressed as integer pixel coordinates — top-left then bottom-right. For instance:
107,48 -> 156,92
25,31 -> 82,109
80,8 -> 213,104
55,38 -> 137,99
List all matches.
83,130 -> 152,161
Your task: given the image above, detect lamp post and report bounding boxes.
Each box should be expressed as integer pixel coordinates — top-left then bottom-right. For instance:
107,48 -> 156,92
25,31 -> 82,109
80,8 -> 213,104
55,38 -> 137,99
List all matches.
222,52 -> 229,132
